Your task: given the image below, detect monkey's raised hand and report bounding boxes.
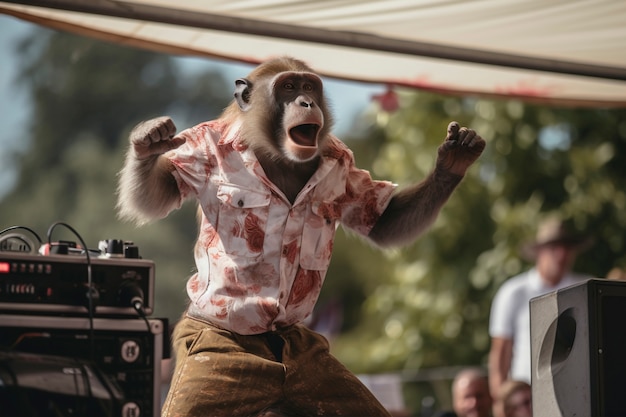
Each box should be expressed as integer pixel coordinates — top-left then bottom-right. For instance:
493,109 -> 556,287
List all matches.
130,116 -> 185,160
436,121 -> 485,176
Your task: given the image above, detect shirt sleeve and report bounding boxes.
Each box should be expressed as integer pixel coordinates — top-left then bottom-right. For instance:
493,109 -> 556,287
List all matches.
165,123 -> 217,200
339,153 -> 397,237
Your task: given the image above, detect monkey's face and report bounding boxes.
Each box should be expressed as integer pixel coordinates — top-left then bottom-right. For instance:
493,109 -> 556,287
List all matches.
270,71 -> 325,162
234,62 -> 332,165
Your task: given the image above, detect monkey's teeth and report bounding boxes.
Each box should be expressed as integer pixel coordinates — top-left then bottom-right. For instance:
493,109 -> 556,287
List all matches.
290,124 -> 319,147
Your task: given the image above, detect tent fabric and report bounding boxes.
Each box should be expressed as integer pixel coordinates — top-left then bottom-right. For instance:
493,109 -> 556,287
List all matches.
1,0 -> 625,107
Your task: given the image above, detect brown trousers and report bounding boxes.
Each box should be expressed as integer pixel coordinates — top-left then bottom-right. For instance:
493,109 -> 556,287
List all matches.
161,315 -> 392,417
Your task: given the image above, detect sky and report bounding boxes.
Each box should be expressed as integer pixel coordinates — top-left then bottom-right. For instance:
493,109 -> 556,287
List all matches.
0,14 -> 384,198
1,16 -> 31,149
0,15 -> 31,198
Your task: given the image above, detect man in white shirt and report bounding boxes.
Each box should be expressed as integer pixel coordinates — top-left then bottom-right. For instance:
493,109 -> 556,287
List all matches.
488,216 -> 593,400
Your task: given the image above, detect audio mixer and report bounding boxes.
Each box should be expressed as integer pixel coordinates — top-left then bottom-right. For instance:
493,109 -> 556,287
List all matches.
0,250 -> 154,316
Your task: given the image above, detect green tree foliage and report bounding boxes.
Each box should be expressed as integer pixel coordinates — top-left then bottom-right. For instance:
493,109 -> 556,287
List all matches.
330,92 -> 626,379
0,27 -> 232,320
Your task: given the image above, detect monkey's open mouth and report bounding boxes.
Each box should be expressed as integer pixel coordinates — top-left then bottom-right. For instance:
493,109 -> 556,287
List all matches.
289,124 -> 320,147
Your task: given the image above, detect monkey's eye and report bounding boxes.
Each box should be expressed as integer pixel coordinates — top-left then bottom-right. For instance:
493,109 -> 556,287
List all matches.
283,82 -> 295,90
303,83 -> 314,92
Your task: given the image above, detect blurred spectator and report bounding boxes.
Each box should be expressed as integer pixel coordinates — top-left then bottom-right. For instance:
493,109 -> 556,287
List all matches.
606,266 -> 626,281
434,367 -> 493,417
497,380 -> 532,417
488,215 -> 593,398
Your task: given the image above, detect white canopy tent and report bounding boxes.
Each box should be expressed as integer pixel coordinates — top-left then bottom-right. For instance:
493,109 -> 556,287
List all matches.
1,0 -> 625,107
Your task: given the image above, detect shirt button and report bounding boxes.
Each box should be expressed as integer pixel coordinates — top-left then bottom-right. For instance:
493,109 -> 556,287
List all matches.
237,199 -> 244,207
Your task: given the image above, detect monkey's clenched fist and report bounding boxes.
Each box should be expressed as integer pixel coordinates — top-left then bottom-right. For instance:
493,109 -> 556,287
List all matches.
130,116 -> 185,160
436,121 -> 485,177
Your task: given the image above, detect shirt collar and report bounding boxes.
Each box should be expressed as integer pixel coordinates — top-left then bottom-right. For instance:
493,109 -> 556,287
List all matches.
528,268 -> 545,291
528,267 -> 577,291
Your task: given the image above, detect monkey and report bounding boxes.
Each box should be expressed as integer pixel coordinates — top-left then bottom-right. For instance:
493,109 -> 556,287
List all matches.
117,56 -> 485,417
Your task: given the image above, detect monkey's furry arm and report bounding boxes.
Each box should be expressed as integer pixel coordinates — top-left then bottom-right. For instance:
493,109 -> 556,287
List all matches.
369,122 -> 485,247
116,116 -> 186,225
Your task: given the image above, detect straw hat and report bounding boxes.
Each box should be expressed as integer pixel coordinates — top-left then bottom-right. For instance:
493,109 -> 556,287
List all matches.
520,216 -> 594,260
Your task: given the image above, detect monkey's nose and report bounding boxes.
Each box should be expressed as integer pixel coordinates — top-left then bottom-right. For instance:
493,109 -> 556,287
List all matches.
297,98 -> 314,108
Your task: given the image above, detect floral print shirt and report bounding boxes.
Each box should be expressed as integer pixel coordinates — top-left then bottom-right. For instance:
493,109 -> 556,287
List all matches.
166,119 -> 396,335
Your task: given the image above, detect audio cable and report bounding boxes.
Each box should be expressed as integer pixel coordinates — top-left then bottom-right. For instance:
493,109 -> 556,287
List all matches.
46,221 -> 97,362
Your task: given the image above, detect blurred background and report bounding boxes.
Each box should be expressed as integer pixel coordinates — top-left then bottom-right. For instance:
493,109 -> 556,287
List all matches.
1,12 -> 626,415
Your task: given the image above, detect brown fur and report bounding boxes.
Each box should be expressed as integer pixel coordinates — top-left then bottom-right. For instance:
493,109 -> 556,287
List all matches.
227,57 -> 335,202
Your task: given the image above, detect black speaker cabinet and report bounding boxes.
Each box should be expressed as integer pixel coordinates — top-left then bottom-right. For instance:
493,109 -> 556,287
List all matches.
0,314 -> 163,417
530,278 -> 626,417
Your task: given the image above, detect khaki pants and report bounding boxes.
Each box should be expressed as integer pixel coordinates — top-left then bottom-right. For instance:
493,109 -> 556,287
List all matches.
161,315 -> 391,417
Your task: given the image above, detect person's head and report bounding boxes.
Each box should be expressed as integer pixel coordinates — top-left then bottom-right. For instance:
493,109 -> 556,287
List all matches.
452,368 -> 493,417
522,216 -> 592,286
606,266 -> 626,281
498,380 -> 532,417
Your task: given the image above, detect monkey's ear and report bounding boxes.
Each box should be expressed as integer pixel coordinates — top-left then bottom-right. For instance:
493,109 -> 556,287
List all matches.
234,78 -> 252,111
